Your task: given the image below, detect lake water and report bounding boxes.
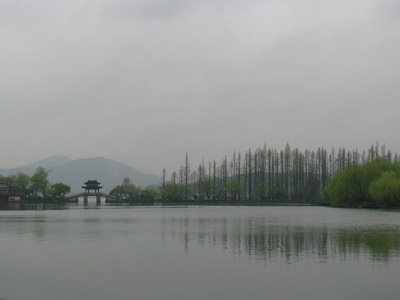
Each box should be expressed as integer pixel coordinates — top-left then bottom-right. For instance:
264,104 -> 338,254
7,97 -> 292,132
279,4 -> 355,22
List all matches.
0,204 -> 399,300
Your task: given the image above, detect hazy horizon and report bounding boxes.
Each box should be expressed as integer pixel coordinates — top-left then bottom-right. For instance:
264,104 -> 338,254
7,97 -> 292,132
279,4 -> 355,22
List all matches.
1,141 -> 397,177
1,0 -> 399,175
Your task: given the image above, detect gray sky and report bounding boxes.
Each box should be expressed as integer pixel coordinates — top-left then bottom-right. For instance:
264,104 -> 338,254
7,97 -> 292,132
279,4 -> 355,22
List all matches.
1,0 -> 399,175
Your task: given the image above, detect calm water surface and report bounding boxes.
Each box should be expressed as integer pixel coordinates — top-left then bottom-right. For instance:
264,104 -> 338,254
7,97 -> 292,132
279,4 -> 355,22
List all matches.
0,205 -> 399,300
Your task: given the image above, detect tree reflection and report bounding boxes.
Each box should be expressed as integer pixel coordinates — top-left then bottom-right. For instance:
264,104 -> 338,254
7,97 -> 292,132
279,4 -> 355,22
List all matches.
332,226 -> 400,262
163,217 -> 400,263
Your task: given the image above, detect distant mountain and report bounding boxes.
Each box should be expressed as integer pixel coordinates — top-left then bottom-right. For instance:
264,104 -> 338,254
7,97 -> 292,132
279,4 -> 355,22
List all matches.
0,155 -> 72,175
0,156 -> 160,193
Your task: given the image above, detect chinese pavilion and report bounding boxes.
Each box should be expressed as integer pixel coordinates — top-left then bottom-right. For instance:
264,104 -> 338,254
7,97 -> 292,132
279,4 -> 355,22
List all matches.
82,180 -> 103,193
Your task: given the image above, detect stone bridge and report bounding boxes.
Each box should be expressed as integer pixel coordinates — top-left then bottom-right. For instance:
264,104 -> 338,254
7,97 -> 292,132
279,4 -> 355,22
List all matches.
67,192 -> 118,203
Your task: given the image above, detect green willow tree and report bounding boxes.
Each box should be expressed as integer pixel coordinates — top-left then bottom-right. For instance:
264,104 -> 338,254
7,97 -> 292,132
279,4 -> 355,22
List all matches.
368,171 -> 400,207
110,177 -> 142,201
140,187 -> 159,202
10,172 -> 30,198
49,182 -> 71,200
326,158 -> 400,207
29,167 -> 51,199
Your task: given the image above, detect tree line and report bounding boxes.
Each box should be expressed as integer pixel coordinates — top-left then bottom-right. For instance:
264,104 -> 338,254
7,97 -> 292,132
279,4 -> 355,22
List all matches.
0,167 -> 70,201
160,143 -> 399,204
2,142 -> 398,205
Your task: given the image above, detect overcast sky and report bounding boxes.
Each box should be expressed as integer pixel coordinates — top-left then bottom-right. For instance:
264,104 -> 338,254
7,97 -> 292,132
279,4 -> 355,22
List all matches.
1,0 -> 399,175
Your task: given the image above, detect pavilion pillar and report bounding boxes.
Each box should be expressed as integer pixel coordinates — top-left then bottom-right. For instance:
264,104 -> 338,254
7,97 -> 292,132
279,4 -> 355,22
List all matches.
84,194 -> 88,204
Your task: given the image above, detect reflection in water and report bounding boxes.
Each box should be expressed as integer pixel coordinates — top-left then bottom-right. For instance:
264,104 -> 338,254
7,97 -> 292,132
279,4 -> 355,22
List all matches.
0,214 -> 48,241
332,226 -> 400,262
1,207 -> 399,300
162,216 -> 400,263
1,206 -> 399,264
0,202 -> 69,211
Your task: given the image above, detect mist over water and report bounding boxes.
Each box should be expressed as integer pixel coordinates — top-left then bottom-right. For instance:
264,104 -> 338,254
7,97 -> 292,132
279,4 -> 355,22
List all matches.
0,206 -> 399,300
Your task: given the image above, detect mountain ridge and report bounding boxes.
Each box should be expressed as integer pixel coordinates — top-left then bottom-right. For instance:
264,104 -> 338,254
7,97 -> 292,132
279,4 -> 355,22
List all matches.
0,156 -> 160,193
